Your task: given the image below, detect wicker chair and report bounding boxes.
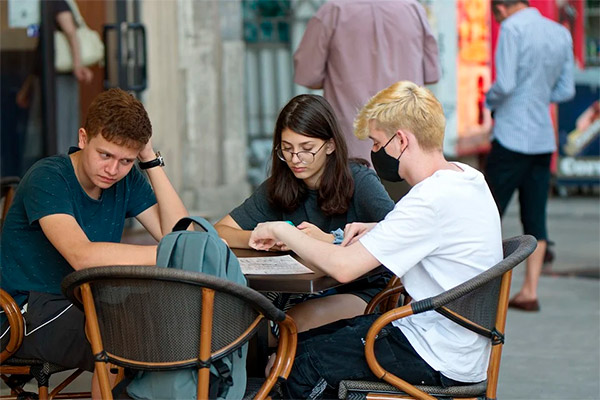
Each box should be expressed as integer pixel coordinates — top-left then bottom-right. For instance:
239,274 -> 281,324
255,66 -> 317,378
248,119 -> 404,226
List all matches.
0,289 -> 89,400
61,266 -> 298,400
338,235 -> 537,400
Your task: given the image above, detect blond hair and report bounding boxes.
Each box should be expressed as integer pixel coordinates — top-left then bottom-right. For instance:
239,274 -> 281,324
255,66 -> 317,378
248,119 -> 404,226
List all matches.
354,81 -> 446,151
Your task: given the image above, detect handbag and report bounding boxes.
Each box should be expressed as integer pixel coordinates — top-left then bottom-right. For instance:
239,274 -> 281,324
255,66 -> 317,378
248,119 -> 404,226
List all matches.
54,0 -> 104,73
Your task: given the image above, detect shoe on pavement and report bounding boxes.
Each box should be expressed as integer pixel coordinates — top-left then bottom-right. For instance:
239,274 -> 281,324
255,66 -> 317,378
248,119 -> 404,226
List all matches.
508,298 -> 540,312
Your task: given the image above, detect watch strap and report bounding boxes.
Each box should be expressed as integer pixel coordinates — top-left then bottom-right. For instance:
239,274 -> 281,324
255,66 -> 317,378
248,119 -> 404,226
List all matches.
139,151 -> 164,170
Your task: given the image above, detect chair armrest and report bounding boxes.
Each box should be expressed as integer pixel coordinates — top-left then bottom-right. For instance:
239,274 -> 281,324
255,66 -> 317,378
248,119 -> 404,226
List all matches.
364,276 -> 407,314
256,315 -> 298,400
363,304 -> 436,400
0,289 -> 25,363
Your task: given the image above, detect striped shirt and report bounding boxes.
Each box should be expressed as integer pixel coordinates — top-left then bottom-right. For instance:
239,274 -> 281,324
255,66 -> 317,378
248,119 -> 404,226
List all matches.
486,8 -> 575,155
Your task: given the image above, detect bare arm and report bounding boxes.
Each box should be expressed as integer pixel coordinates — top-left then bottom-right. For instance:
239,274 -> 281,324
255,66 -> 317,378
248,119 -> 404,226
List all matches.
55,10 -> 93,83
214,214 -> 252,249
40,214 -> 156,270
135,140 -> 189,240
249,221 -> 381,283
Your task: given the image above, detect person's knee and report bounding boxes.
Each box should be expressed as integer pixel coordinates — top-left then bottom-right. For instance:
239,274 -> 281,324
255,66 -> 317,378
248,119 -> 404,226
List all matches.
288,295 -> 366,333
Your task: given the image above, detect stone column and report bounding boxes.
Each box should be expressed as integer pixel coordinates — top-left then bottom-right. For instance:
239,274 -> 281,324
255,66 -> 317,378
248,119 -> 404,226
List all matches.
143,0 -> 249,221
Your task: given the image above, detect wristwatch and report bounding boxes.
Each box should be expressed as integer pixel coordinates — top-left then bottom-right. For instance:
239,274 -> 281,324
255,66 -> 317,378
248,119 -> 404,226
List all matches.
139,151 -> 165,170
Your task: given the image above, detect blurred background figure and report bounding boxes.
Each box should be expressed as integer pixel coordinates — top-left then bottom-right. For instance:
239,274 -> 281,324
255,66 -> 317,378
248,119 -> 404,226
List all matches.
484,0 -> 575,312
16,0 -> 93,165
293,0 -> 441,166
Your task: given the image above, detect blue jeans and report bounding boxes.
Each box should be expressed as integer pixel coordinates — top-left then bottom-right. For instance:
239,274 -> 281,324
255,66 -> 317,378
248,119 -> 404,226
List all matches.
283,314 -> 463,399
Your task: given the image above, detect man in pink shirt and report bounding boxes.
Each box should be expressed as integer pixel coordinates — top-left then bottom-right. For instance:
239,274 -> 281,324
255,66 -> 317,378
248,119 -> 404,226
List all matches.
294,0 -> 441,163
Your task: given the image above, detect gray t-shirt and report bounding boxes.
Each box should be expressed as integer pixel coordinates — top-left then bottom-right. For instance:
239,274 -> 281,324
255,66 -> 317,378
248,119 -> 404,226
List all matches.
230,163 -> 394,232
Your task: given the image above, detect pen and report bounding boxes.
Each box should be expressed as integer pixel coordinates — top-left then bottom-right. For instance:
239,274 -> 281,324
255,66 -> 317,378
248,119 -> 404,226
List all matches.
284,220 -> 295,226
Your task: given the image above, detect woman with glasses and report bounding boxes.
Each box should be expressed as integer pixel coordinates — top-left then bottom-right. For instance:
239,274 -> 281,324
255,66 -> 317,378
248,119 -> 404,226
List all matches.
215,94 -> 394,335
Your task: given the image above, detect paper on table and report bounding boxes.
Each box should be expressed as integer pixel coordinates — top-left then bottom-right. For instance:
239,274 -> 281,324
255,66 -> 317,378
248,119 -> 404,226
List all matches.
239,255 -> 315,275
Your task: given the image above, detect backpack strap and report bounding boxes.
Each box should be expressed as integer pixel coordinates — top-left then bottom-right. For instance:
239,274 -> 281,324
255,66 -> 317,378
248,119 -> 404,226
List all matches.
155,232 -> 182,268
171,216 -> 218,236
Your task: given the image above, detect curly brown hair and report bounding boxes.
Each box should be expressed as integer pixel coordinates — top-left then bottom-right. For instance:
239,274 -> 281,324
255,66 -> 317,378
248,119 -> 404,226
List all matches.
83,88 -> 152,148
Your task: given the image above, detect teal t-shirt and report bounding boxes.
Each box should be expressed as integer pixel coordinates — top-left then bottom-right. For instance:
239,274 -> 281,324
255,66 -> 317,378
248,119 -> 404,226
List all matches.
1,151 -> 157,306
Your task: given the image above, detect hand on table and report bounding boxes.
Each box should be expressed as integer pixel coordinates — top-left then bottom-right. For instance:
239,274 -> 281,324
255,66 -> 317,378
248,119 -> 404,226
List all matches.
341,222 -> 376,246
249,222 -> 284,251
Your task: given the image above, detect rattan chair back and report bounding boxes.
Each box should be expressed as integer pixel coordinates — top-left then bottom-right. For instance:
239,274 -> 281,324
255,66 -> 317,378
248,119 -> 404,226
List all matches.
62,265 -> 297,400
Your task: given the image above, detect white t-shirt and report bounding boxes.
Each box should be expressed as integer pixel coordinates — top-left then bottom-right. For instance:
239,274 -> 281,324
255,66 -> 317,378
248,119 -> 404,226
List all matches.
360,162 -> 502,383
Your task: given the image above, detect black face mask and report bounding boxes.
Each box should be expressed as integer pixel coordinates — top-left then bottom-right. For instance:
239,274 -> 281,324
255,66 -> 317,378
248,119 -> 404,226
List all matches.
371,136 -> 405,182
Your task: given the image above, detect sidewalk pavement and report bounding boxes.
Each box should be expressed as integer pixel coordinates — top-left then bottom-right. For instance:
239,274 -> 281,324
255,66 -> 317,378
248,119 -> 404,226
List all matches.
498,193 -> 600,400
2,195 -> 599,399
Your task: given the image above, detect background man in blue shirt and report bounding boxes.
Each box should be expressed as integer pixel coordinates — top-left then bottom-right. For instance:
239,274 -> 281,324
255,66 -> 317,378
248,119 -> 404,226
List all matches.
485,0 -> 575,312
1,88 -> 189,398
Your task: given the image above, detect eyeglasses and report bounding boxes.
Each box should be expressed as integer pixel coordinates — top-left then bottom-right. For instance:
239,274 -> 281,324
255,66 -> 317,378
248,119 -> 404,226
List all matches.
276,141 -> 327,165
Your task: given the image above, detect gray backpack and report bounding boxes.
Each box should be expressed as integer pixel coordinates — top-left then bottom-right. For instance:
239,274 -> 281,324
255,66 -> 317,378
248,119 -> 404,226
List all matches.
126,216 -> 248,400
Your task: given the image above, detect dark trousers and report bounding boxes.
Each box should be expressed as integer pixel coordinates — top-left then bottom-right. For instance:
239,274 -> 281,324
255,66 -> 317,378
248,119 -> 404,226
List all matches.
282,314 -> 461,400
485,140 -> 551,240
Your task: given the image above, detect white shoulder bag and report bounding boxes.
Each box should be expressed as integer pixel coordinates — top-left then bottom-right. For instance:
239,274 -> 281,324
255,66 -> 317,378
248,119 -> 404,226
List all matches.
54,0 -> 104,73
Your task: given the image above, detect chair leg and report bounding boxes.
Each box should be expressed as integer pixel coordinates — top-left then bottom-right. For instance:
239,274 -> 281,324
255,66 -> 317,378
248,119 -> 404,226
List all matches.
28,365 -> 50,400
38,386 -> 49,400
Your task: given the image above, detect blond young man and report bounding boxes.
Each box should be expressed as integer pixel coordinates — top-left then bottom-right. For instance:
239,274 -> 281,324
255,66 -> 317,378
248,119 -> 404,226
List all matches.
1,88 -> 188,399
249,81 -> 502,399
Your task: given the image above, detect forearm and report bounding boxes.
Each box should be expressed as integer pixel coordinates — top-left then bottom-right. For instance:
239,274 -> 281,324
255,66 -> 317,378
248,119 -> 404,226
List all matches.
215,225 -> 252,249
271,224 -> 358,282
66,32 -> 82,68
145,166 -> 188,236
67,242 -> 157,270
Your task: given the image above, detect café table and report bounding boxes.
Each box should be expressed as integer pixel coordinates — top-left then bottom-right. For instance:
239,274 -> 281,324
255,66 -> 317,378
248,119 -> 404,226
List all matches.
233,248 -> 343,294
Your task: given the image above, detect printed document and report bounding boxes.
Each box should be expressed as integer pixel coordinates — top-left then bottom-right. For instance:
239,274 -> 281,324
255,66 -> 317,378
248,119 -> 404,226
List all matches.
239,255 -> 314,275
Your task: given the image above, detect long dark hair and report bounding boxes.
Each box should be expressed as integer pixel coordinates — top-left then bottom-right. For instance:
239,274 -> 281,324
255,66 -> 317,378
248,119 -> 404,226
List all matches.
267,94 -> 354,215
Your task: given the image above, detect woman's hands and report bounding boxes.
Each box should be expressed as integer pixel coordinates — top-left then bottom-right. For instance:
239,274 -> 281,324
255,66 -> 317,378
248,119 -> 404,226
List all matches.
296,222 -> 334,243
